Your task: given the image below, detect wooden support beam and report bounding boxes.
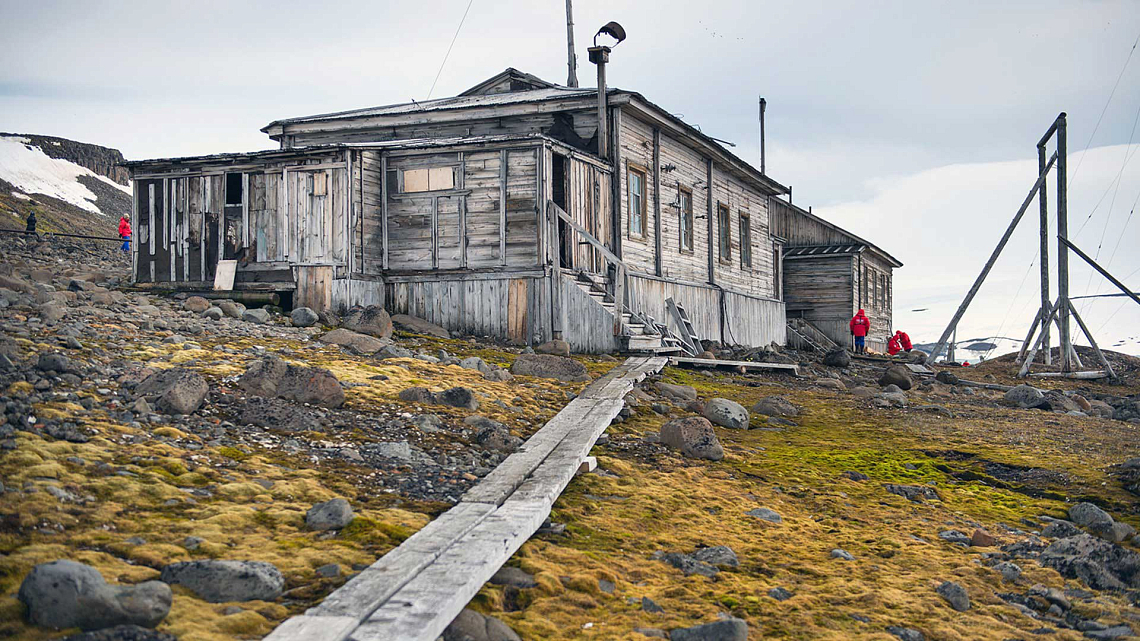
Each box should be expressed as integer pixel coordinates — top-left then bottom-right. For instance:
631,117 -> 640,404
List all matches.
1055,114 -> 1074,371
1066,298 -> 1116,379
652,127 -> 662,277
930,151 -> 1057,362
1037,142 -> 1051,364
1017,305 -> 1044,364
1059,236 -> 1140,309
1019,301 -> 1060,378
499,149 -> 507,266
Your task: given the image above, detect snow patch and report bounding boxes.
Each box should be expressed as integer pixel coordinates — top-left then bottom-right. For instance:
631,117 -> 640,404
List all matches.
0,135 -> 117,215
10,191 -> 31,201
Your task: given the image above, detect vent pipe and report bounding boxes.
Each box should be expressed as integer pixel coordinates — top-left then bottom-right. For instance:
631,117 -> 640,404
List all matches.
588,22 -> 625,160
759,96 -> 766,174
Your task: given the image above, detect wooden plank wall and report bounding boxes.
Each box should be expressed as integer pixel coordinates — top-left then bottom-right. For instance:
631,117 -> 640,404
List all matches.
770,199 -> 855,246
285,112 -> 598,149
783,254 -> 856,348
854,252 -> 893,350
558,276 -> 620,353
616,113 -> 776,298
626,274 -> 785,348
382,276 -> 547,345
559,155 -> 612,272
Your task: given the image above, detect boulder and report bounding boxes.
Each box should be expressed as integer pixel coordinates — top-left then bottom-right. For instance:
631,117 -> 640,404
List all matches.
159,560 -> 284,603
823,348 -> 850,367
883,484 -> 939,502
218,300 -> 246,319
443,608 -> 521,641
509,354 -> 589,382
659,417 -> 724,461
1042,391 -> 1081,413
661,552 -> 718,578
751,395 -> 799,418
398,387 -> 436,404
473,421 -> 522,453
237,397 -> 320,432
817,378 -> 846,391
319,328 -> 388,355
37,351 -> 78,373
290,307 -> 319,327
40,303 -> 67,324
534,340 -> 571,357
935,370 -> 959,385
1040,533 -> 1140,591
1004,384 -> 1045,409
201,307 -> 223,321
18,560 -> 171,631
306,498 -> 354,531
459,356 -> 493,374
343,305 -> 393,339
135,368 -> 209,415
277,366 -> 345,408
878,365 -> 913,391
436,387 -> 480,410
691,545 -> 739,568
1069,502 -> 1117,540
391,314 -> 449,338
182,296 -> 210,313
670,617 -> 749,641
702,398 -> 749,429
746,507 -> 783,523
238,356 -> 288,396
489,567 -> 537,589
655,382 -> 697,402
936,581 -> 970,611
1089,400 -> 1115,419
242,308 -> 270,324
377,344 -> 414,360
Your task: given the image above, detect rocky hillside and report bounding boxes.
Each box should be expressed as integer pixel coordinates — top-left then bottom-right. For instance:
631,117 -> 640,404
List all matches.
1,233 -> 1139,640
0,134 -> 132,237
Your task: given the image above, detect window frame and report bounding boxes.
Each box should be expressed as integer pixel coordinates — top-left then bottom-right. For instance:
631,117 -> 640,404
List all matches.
627,163 -> 648,239
739,211 -> 752,268
396,166 -> 457,194
678,185 -> 694,253
717,202 -> 731,264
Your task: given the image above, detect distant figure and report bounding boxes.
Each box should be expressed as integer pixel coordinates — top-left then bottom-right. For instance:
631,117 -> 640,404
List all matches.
887,333 -> 902,356
25,211 -> 37,234
895,330 -> 913,352
849,309 -> 870,354
118,214 -> 131,252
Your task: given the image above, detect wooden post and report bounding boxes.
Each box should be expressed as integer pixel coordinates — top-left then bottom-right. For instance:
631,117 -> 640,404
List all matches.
499,150 -> 507,266
613,263 -> 625,336
1019,300 -> 1060,378
565,0 -> 578,88
928,152 -> 1057,362
610,106 -> 622,260
1056,113 -> 1074,371
1017,305 -> 1045,363
1037,142 -> 1051,364
652,127 -> 662,276
380,155 -> 389,271
706,158 -> 715,285
1065,300 -> 1116,378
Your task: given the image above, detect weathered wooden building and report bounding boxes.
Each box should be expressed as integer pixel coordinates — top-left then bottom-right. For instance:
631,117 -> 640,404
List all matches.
124,67 -> 898,354
770,199 -> 902,352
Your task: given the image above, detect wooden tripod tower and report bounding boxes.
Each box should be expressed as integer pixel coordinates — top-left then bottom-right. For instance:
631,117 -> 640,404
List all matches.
929,113 -> 1140,380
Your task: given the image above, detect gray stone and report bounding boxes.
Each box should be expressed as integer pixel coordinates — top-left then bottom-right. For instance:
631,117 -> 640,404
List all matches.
655,382 -> 697,401
886,626 -> 925,641
935,581 -> 969,611
290,307 -> 319,327
182,296 -> 210,313
878,365 -> 914,391
320,328 -> 388,355
306,498 -> 354,531
831,549 -> 855,561
883,484 -> 940,502
823,348 -> 850,367
534,339 -> 571,357
1069,502 -> 1116,539
767,587 -> 793,601
746,507 -> 783,524
641,596 -> 664,613
489,566 -> 537,589
1004,384 -> 1046,409
241,308 -> 270,324
841,470 -> 869,482
135,367 -> 209,415
201,307 -> 223,321
391,314 -> 449,338
239,357 -> 344,408
670,617 -> 749,641
1084,625 -> 1134,640
436,387 -> 480,410
376,344 -> 414,360
691,545 -> 738,568
314,563 -> 340,578
938,530 -> 971,546
751,395 -> 799,417
459,356 -> 493,374
159,560 -> 284,603
18,559 -> 171,630
993,561 -> 1022,582
343,305 -> 394,339
398,387 -> 436,404
1039,533 -> 1140,591
702,397 -> 749,429
218,301 -> 245,319
37,351 -> 77,373
238,356 -> 288,396
237,397 -> 320,432
509,353 -> 589,382
659,417 -> 724,461
1042,520 -> 1083,539
442,608 -> 521,641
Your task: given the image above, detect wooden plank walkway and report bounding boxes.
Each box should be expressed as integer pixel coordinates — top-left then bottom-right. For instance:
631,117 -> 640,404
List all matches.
668,356 -> 799,375
265,356 -> 668,641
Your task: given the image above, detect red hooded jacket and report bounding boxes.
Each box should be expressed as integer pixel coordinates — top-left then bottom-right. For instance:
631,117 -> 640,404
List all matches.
897,331 -> 912,351
118,217 -> 132,238
887,335 -> 901,355
849,310 -> 870,337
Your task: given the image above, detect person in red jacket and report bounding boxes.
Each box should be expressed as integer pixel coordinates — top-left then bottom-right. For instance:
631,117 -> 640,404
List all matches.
118,214 -> 131,252
849,309 -> 870,354
895,330 -> 913,352
887,334 -> 902,356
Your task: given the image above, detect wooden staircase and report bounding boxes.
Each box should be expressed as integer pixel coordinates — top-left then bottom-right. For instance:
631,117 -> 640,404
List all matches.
571,273 -> 685,355
786,317 -> 839,354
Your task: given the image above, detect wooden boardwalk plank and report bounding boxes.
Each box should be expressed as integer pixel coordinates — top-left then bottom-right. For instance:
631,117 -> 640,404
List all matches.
668,356 -> 799,374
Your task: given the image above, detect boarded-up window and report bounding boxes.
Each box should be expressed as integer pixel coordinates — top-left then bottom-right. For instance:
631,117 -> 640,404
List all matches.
628,165 -> 647,237
401,166 -> 454,193
678,186 -> 693,252
739,212 -> 752,268
718,203 -> 731,262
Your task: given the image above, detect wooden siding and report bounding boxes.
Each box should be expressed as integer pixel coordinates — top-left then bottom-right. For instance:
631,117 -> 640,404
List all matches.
616,113 -> 775,298
553,154 -> 613,273
286,112 -> 597,150
854,252 -> 894,349
770,199 -> 855,246
626,274 -> 785,348
559,277 -> 620,353
783,254 -> 852,347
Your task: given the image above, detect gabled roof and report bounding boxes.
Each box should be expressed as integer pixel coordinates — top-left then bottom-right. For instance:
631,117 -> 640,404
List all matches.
773,199 -> 903,268
458,68 -> 558,96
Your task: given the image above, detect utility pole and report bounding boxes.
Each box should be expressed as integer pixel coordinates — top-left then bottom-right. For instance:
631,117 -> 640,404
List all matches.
759,97 -> 766,174
1037,141 -> 1051,364
1056,113 -> 1073,371
565,0 -> 578,87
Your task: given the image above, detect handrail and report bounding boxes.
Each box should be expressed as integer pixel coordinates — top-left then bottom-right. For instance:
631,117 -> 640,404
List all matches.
549,200 -> 626,336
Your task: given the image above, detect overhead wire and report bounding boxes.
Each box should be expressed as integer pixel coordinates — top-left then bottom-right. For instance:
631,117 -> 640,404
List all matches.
427,0 -> 476,100
1066,30 -> 1140,190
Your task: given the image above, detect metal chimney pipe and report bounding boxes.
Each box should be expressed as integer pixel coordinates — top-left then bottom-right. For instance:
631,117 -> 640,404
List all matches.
589,46 -> 611,159
759,97 -> 766,174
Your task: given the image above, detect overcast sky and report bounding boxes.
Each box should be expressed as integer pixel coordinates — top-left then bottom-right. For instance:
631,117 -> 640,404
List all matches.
3,0 -> 1139,354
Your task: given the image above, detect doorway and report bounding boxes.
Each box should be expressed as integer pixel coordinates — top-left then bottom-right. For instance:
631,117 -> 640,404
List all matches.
552,153 -> 570,269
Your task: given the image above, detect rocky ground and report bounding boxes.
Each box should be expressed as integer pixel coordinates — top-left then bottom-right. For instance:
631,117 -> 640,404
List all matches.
2,232 -> 1140,640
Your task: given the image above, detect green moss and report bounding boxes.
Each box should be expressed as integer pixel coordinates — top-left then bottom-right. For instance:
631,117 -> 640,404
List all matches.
216,446 -> 251,461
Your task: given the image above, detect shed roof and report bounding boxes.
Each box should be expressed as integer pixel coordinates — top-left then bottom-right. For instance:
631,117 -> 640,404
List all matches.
783,243 -> 868,259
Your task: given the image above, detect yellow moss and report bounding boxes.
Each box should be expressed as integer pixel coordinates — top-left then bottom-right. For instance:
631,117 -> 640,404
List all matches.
153,427 -> 190,439
6,381 -> 33,397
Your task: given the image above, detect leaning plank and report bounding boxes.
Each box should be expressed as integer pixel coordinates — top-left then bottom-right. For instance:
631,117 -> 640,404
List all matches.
668,356 -> 799,374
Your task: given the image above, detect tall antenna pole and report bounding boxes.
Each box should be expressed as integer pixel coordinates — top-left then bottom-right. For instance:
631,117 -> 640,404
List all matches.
565,0 -> 579,87
759,97 -> 766,174
1056,112 -> 1073,371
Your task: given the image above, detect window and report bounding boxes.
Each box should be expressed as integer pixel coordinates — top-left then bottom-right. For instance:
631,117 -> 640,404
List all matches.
401,166 -> 454,193
739,212 -> 752,268
628,165 -> 647,237
678,186 -> 693,252
717,203 -> 731,262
